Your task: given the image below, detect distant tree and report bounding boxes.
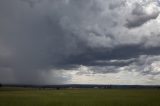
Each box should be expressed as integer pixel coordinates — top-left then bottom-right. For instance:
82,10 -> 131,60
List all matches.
56,87 -> 60,90
0,83 -> 2,87
104,85 -> 107,89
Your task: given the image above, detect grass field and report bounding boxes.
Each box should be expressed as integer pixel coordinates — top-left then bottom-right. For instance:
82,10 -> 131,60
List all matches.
0,87 -> 160,106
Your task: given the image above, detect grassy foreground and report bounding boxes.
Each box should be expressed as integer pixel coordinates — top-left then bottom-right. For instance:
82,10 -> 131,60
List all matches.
0,87 -> 160,106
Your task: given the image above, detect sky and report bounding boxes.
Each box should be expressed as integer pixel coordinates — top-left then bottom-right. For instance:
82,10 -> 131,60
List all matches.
0,0 -> 160,85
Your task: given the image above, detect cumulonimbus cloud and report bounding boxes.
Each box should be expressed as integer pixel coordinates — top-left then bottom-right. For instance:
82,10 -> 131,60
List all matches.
0,0 -> 160,84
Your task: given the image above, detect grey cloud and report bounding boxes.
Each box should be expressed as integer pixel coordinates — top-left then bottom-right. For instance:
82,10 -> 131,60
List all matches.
108,1 -> 126,10
125,12 -> 159,28
93,58 -> 136,67
0,0 -> 160,84
87,55 -> 160,77
0,0 -> 79,84
21,0 -> 42,8
64,45 -> 160,67
125,3 -> 159,28
134,55 -> 160,75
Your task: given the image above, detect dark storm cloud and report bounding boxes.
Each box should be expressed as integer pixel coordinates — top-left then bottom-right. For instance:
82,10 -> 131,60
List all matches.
64,45 -> 160,67
0,0 -> 80,84
125,3 -> 159,28
0,0 -> 160,84
108,1 -> 125,10
21,0 -> 42,8
125,12 -> 159,28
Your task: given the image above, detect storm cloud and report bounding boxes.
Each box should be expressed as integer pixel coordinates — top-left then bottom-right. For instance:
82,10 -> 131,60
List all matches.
0,0 -> 160,85
125,2 -> 159,28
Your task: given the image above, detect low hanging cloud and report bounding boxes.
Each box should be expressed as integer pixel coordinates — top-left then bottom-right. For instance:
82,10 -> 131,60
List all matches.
0,0 -> 160,85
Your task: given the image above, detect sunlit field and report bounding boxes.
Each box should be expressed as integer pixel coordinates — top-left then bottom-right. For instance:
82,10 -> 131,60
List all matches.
0,87 -> 160,106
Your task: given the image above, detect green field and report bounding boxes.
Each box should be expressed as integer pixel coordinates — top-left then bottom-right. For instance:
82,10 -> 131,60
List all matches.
0,87 -> 160,106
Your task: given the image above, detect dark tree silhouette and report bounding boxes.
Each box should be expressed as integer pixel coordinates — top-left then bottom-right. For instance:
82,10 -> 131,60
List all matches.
56,87 -> 60,90
0,83 -> 2,87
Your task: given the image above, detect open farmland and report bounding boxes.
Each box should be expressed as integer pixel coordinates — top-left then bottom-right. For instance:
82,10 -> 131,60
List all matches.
0,87 -> 160,106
